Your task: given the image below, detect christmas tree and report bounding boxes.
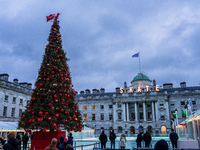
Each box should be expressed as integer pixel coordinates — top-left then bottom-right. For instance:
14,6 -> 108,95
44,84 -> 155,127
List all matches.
18,13 -> 82,132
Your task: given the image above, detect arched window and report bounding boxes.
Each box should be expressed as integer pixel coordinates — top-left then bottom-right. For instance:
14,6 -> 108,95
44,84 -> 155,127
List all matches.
139,126 -> 143,133
161,126 -> 166,134
147,126 -> 153,134
118,126 -> 123,133
130,126 -> 135,134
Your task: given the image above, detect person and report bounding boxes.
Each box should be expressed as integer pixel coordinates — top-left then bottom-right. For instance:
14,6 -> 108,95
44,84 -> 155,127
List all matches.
170,129 -> 179,149
66,132 -> 73,147
136,132 -> 143,148
45,138 -> 58,150
66,144 -> 73,150
57,135 -> 67,150
143,131 -> 152,148
0,134 -> 6,145
109,130 -> 116,149
16,133 -> 22,148
120,134 -> 126,149
3,131 -> 20,150
22,133 -> 29,150
154,139 -> 169,150
99,131 -> 107,149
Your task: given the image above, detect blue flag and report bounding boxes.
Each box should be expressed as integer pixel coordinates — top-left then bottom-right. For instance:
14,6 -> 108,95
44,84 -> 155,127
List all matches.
132,53 -> 139,58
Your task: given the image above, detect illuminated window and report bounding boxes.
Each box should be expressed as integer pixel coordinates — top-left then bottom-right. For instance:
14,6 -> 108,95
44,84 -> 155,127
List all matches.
118,126 -> 123,133
92,105 -> 95,109
130,126 -> 135,134
92,114 -> 95,120
84,114 -> 87,121
84,106 -> 87,110
171,101 -> 175,106
161,126 -> 167,134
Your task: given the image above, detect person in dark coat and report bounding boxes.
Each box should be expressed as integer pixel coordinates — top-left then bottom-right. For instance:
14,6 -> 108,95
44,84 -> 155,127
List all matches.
66,132 -> 73,147
109,130 -> 116,149
136,132 -> 143,148
57,135 -> 67,150
154,139 -> 168,150
143,131 -> 152,148
3,131 -> 20,150
99,131 -> 107,149
0,133 -> 6,145
22,133 -> 29,150
169,129 -> 179,149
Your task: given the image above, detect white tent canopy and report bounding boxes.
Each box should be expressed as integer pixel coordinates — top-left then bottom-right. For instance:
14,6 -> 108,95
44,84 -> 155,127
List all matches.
0,121 -> 18,129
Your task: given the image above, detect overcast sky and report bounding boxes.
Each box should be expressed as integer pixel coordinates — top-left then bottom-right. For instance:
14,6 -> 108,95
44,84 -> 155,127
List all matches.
1,0 -> 200,93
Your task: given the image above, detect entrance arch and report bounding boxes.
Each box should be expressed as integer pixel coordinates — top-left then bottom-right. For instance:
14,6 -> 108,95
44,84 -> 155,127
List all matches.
161,126 -> 166,134
130,126 -> 135,134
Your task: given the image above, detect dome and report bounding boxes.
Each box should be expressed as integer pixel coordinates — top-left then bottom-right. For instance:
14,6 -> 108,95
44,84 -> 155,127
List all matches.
131,73 -> 151,83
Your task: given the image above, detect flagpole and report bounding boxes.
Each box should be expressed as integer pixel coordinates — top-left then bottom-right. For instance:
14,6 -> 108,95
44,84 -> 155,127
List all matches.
139,53 -> 141,73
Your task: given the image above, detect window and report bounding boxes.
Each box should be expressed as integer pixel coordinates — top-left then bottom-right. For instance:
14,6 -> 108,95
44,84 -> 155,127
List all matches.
101,113 -> 104,120
159,101 -> 164,106
92,105 -> 95,109
109,113 -> 113,120
130,126 -> 135,134
118,112 -> 122,120
84,114 -> 87,121
109,105 -> 113,109
100,105 -> 104,109
19,109 -> 22,117
139,103 -> 142,108
139,112 -> 143,119
131,113 -> 135,120
20,99 -> 23,104
117,104 -> 121,108
148,112 -> 152,119
118,126 -> 123,133
181,101 -> 185,105
147,103 -> 151,107
84,106 -> 87,110
5,95 -> 8,102
160,111 -> 165,119
192,101 -> 196,105
171,101 -> 175,106
92,114 -> 95,120
3,106 -> 7,116
130,103 -> 134,109
11,108 -> 15,117
13,97 -> 16,103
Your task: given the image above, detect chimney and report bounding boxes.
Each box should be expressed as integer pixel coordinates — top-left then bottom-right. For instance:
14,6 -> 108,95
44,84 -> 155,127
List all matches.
116,87 -> 120,93
92,89 -> 97,93
124,82 -> 127,88
0,73 -> 9,81
19,82 -> 28,87
85,89 -> 91,94
153,79 -> 156,86
163,83 -> 173,89
100,88 -> 105,93
80,91 -> 84,94
13,78 -> 19,84
27,83 -> 32,88
180,82 -> 186,88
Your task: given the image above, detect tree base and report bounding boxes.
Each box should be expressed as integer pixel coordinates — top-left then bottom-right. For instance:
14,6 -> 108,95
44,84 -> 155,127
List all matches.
31,131 -> 66,150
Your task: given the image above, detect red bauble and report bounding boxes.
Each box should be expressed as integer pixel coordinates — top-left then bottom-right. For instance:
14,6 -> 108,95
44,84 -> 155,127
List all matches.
48,103 -> 52,106
73,127 -> 75,129
65,120 -> 68,122
57,124 -> 60,127
46,112 -> 49,115
54,95 -> 57,98
32,119 -> 35,122
28,119 -> 32,123
77,124 -> 79,127
32,97 -> 36,101
53,90 -> 56,93
43,128 -> 47,131
48,117 -> 52,121
22,115 -> 25,118
38,111 -> 43,115
32,112 -> 34,114
37,118 -> 41,122
55,114 -> 59,118
52,123 -> 56,127
54,99 -> 58,103
80,125 -> 83,128
25,128 -> 28,132
60,109 -> 64,112
27,110 -> 31,113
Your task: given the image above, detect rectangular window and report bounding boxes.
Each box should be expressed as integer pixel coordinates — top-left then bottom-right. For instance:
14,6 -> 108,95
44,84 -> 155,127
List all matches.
13,97 -> 16,103
118,112 -> 122,120
130,103 -> 134,109
147,103 -> 151,107
3,106 -> 7,116
131,112 -> 135,120
139,112 -> 143,119
92,114 -> 95,121
100,113 -> 104,120
92,105 -> 95,109
160,111 -> 165,119
100,105 -> 104,109
109,105 -> 113,109
181,101 -> 185,105
159,101 -> 164,106
139,103 -> 142,108
84,114 -> 87,121
192,101 -> 196,105
5,95 -> 8,102
109,113 -> 113,120
171,101 -> 175,106
148,112 -> 152,119
19,109 -> 22,117
11,108 -> 15,117
20,99 -> 23,104
84,106 -> 87,110
117,104 -> 121,108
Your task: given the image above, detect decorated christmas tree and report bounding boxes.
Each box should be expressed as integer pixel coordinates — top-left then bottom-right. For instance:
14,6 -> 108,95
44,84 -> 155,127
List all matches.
18,13 -> 82,132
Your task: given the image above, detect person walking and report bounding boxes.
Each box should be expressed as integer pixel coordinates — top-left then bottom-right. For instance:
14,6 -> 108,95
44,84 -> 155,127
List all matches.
143,131 -> 152,148
109,130 -> 116,149
45,138 -> 58,150
120,134 -> 126,149
66,132 -> 73,147
99,131 -> 107,149
22,133 -> 29,150
136,132 -> 143,148
3,132 -> 20,150
170,129 -> 179,149
57,135 -> 67,150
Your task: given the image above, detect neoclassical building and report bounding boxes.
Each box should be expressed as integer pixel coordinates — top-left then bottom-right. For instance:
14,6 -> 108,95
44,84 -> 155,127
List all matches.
76,73 -> 200,135
0,74 -> 32,122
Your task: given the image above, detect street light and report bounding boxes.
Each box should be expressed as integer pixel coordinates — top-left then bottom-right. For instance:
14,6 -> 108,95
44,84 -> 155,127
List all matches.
93,123 -> 96,136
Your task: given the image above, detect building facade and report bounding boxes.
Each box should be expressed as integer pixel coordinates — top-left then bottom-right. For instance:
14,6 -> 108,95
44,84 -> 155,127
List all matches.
0,74 -> 32,122
76,73 -> 200,135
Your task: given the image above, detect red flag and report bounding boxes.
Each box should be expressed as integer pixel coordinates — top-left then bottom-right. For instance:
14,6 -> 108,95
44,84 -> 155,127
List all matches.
46,14 -> 55,22
55,13 -> 60,19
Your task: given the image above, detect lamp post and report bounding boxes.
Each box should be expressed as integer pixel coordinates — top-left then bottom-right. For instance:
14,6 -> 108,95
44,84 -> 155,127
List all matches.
93,123 -> 96,137
82,121 -> 87,129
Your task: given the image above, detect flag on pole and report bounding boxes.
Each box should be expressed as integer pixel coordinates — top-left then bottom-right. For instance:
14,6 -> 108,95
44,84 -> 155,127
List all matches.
46,14 -> 55,22
132,53 -> 139,58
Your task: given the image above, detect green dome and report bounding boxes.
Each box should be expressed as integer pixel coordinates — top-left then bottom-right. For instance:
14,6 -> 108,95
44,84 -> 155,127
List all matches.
131,73 -> 151,83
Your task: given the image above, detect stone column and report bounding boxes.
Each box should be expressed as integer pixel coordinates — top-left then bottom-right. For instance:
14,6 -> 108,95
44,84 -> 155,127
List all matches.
155,101 -> 158,121
143,102 -> 146,121
123,103 -> 126,122
152,101 -> 155,121
113,103 -> 116,122
165,100 -> 169,120
126,103 -> 129,122
135,102 -> 138,122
